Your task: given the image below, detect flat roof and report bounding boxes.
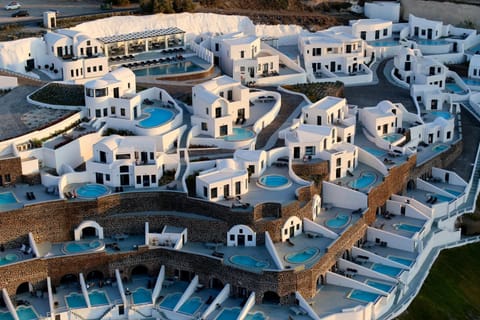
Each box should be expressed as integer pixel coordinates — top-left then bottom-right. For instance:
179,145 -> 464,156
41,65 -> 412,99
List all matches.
97,27 -> 185,44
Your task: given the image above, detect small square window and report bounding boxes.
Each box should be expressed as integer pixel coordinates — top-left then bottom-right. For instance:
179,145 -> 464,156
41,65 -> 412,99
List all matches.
105,174 -> 110,181
230,234 -> 235,241
136,176 -> 141,184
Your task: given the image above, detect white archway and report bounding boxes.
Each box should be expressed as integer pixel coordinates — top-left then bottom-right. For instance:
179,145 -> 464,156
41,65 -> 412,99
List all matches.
227,224 -> 256,247
312,194 -> 321,220
74,220 -> 104,241
281,216 -> 302,242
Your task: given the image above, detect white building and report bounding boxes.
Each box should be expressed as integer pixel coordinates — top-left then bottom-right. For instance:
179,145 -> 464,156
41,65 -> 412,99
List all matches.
191,76 -> 250,138
411,84 -> 451,111
364,1 -> 400,23
468,55 -> 480,79
299,28 -> 374,82
409,14 -> 445,40
84,68 -> 138,120
393,47 -> 447,87
209,32 -> 279,85
43,29 -> 108,81
85,135 -> 164,188
351,19 -> 392,42
301,96 -> 356,144
359,100 -> 405,138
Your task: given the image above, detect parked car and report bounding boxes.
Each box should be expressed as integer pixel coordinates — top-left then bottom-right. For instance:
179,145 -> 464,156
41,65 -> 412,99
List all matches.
4,1 -> 20,10
11,9 -> 28,17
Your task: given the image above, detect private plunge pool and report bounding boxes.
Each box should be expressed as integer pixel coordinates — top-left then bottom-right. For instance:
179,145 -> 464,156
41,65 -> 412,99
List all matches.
256,174 -> 292,190
137,107 -> 175,128
229,255 -> 269,269
75,184 -> 110,199
348,172 -> 377,190
62,239 -> 105,255
382,133 -> 403,143
325,214 -> 350,229
223,127 -> 256,142
285,247 -> 319,264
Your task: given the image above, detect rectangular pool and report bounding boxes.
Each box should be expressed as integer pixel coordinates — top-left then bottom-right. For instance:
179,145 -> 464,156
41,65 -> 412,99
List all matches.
133,61 -> 203,77
348,289 -> 381,303
371,263 -> 403,278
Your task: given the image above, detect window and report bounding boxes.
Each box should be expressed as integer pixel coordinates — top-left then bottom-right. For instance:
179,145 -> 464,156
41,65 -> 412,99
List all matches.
120,166 -> 129,173
211,187 -> 218,199
305,146 -> 315,155
87,40 -> 91,45
80,48 -> 84,56
240,50 -> 244,58
230,234 -> 235,241
99,65 -> 103,71
105,174 -> 110,181
270,62 -> 273,69
437,131 -> 440,138
215,107 -> 222,118
95,109 -> 101,117
284,229 -> 288,235
447,131 -> 451,139
377,125 -> 381,130
258,64 -> 261,71
235,181 -> 241,195
116,154 -> 131,160
248,165 -> 255,174
336,158 -> 341,166
206,108 -> 209,115
203,186 -> 208,197
103,108 -> 108,117
150,152 -> 154,160
128,83 -> 131,89
93,66 -> 97,72
70,70 -> 74,77
201,122 -> 208,131
240,66 -> 245,72
261,160 -> 264,169
5,174 -> 11,183
383,28 -> 388,36
215,43 -> 219,51
227,90 -> 233,101
120,108 -> 126,116
94,46 -> 98,54
347,160 -> 351,168
313,48 -> 321,56
87,67 -> 91,73
247,235 -> 253,241
95,88 -> 107,97
111,106 -> 115,115
136,176 -> 141,184
421,29 -> 426,36
151,175 -> 156,183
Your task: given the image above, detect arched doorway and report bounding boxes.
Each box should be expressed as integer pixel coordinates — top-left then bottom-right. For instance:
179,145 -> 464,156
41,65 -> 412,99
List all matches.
210,278 -> 224,290
131,265 -> 149,278
82,227 -> 97,239
262,291 -> 280,304
60,274 -> 78,286
16,282 -> 31,295
317,274 -> 325,286
86,270 -> 104,281
407,179 -> 415,191
74,220 -> 104,241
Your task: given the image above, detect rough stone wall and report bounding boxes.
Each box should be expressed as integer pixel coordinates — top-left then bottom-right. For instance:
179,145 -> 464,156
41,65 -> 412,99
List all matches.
0,157 -> 22,186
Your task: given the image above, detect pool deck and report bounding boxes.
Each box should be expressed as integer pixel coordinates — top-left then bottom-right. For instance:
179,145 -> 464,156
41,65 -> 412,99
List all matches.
358,243 -> 418,264
373,215 -> 427,239
314,205 -> 363,235
248,303 -> 313,320
405,188 -> 457,207
308,284 -> 369,317
136,99 -> 180,122
333,163 -> 385,194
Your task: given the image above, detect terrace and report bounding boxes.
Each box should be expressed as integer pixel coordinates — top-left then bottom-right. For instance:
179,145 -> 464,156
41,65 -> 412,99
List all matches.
308,284 -> 371,316
372,214 -> 427,239
333,162 -> 385,194
314,205 -> 364,234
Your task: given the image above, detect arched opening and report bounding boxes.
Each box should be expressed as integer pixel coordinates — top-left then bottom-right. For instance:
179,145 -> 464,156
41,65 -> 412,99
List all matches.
262,291 -> 280,304
131,265 -> 149,278
82,227 -> 97,239
210,278 -> 224,290
60,274 -> 78,286
0,294 -> 5,308
317,274 -> 325,287
16,282 -> 31,295
86,270 -> 104,281
407,179 -> 415,191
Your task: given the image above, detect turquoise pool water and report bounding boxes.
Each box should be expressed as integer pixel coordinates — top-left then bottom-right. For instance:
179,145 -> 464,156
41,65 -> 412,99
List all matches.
431,111 -> 453,120
216,308 -> 241,320
369,40 -> 399,47
432,144 -> 449,152
435,194 -> 454,202
417,38 -> 449,46
382,133 -> 403,143
66,293 -> 87,309
0,192 -> 17,205
366,280 -> 394,293
0,253 -> 19,266
285,247 -> 319,264
178,297 -> 203,315
348,290 -> 380,303
371,264 -> 403,277
325,214 -> 350,229
16,306 -> 37,320
349,172 -> 376,189
445,189 -> 462,196
159,293 -> 182,310
446,83 -> 464,94
462,77 -> 480,86
364,147 -> 386,157
138,107 -> 174,128
230,255 -> 269,268
133,61 -> 203,77
257,174 -> 291,189
224,128 -> 255,141
132,287 -> 151,304
89,290 -> 109,306
396,223 -> 422,233
245,312 -> 267,320
0,311 -> 13,320
388,255 -> 414,267
63,239 -> 103,254
75,184 -> 109,199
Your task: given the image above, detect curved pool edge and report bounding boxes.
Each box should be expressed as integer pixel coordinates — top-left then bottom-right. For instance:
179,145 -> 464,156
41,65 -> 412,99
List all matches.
256,174 -> 292,191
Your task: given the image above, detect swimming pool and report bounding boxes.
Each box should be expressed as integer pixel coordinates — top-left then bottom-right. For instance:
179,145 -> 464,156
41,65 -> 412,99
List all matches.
417,38 -> 449,46
159,293 -> 182,310
65,293 -> 87,309
0,192 -> 18,205
371,263 -> 403,278
395,223 -> 422,233
132,287 -> 152,304
224,128 -> 255,142
368,40 -> 399,47
0,253 -> 19,266
348,172 -> 377,189
432,144 -> 449,153
462,77 -> 480,86
75,184 -> 109,199
0,311 -> 13,320
435,194 -> 454,202
364,147 -> 386,158
63,239 -> 104,254
89,290 -> 109,306
230,255 -> 269,269
16,306 -> 38,320
382,133 -> 403,143
446,83 -> 465,94
245,312 -> 267,320
347,289 -> 381,303
215,307 -> 241,320
431,111 -> 453,120
285,247 -> 319,264
445,188 -> 462,196
133,61 -> 203,77
178,297 -> 203,315
365,280 -> 394,293
325,214 -> 350,229
257,174 -> 292,190
388,255 -> 415,267
138,107 -> 174,128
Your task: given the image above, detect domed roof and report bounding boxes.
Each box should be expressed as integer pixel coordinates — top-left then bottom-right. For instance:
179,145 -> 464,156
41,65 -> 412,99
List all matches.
85,79 -> 109,89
